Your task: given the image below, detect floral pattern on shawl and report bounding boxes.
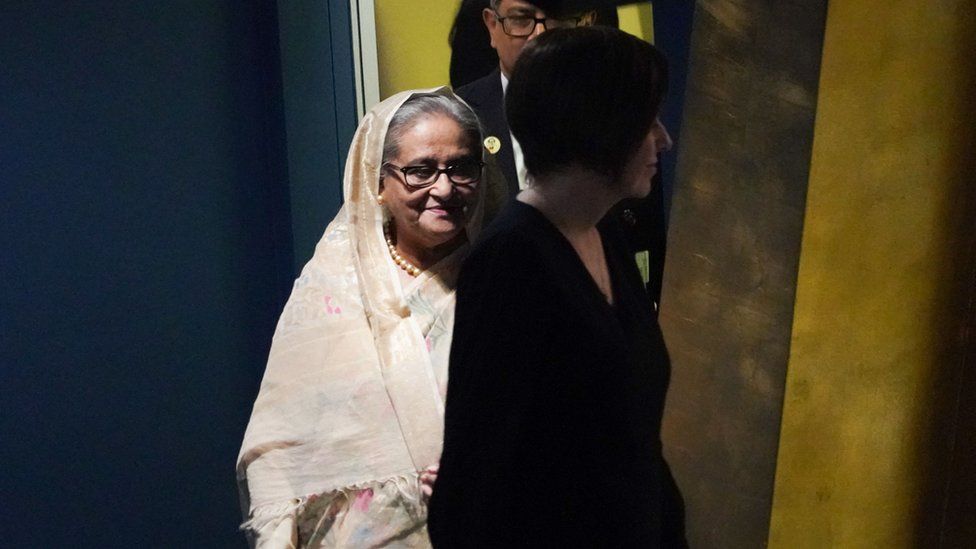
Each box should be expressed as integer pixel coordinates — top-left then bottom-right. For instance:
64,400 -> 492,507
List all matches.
237,87 -> 487,548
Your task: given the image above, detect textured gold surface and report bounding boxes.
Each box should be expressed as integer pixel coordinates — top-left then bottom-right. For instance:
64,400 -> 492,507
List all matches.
769,2 -> 976,547
659,1 -> 827,547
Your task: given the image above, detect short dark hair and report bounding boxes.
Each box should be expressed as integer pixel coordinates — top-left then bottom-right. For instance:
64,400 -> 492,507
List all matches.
505,26 -> 668,180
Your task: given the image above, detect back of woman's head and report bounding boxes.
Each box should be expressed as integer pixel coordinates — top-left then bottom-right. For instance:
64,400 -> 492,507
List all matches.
506,26 -> 668,180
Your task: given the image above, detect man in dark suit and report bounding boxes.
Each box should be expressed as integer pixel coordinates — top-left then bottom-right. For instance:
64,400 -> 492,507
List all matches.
455,0 -> 670,311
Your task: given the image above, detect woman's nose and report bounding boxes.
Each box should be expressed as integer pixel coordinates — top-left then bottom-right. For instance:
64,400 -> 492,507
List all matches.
428,172 -> 455,197
656,122 -> 673,153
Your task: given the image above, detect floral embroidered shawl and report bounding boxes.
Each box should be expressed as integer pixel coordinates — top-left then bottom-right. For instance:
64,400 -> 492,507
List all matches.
236,87 -> 486,546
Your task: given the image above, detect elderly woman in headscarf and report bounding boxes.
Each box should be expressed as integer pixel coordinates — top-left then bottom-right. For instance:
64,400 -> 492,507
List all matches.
237,88 -> 487,548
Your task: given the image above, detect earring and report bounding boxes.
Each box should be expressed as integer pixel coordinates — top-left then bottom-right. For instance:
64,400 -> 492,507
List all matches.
376,193 -> 384,205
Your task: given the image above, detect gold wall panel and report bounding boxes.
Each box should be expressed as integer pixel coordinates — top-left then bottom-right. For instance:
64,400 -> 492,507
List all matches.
769,2 -> 976,547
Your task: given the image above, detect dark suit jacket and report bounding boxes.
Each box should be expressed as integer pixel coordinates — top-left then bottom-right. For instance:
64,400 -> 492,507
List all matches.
455,69 -> 669,309
456,69 -> 521,198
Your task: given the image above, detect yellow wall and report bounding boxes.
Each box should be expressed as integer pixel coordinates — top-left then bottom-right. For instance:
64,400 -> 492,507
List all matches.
375,1 -> 457,99
769,2 -> 976,547
375,2 -> 654,99
617,4 -> 654,44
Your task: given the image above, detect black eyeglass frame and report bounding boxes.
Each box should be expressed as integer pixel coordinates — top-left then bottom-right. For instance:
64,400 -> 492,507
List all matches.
492,11 -> 584,37
382,161 -> 485,191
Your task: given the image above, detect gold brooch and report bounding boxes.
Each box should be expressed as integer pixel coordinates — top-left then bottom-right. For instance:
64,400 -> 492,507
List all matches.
484,136 -> 501,155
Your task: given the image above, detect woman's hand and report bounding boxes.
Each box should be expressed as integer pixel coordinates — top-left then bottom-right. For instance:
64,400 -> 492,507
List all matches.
420,463 -> 439,502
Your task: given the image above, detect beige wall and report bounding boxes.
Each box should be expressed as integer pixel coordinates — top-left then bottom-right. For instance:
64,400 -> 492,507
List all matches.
374,2 -> 654,99
769,2 -> 976,547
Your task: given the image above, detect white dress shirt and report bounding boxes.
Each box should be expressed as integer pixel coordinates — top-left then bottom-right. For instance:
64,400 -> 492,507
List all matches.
500,72 -> 529,190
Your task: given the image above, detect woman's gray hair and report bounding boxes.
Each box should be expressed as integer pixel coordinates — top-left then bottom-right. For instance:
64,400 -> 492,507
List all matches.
382,93 -> 484,164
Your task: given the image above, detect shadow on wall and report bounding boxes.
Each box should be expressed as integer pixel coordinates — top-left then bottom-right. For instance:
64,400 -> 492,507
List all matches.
916,15 -> 976,544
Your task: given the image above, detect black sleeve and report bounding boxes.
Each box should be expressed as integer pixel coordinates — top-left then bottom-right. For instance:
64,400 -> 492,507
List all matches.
429,235 -> 560,547
660,457 -> 689,548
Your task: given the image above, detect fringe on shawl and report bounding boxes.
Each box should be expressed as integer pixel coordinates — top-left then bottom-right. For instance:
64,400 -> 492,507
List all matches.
240,472 -> 425,534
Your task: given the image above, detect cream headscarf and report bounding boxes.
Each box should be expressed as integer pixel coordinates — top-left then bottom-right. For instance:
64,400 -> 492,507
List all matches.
237,87 -> 489,544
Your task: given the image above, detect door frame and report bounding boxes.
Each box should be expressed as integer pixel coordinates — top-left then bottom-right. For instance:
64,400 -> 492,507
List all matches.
349,0 -> 380,118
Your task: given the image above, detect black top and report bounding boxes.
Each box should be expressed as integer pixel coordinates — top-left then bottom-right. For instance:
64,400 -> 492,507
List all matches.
429,201 -> 686,548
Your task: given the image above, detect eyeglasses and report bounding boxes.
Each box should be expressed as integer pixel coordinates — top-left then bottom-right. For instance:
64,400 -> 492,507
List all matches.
493,11 -> 585,37
383,160 -> 484,190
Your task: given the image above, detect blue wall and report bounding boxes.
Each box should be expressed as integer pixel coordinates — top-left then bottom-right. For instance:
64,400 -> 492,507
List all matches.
0,1 -> 354,545
653,0 -> 696,222
278,0 -> 359,271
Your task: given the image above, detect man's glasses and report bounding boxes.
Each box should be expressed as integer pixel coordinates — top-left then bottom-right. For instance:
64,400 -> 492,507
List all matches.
383,160 -> 484,190
494,12 -> 585,37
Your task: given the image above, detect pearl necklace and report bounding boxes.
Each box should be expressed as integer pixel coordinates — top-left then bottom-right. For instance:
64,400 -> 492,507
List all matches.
384,224 -> 422,277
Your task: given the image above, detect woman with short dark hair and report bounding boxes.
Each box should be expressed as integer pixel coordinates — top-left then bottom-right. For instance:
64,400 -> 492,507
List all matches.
429,27 -> 686,547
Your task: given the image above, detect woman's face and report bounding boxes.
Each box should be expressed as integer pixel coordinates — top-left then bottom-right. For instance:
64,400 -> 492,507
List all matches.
380,113 -> 480,253
619,118 -> 673,198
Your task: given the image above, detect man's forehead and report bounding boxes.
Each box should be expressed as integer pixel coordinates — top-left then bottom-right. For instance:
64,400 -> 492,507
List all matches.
501,0 -> 599,15
497,0 -> 545,13
498,0 -> 589,17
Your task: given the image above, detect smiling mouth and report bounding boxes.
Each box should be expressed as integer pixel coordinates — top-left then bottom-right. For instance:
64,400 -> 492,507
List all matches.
426,204 -> 463,215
